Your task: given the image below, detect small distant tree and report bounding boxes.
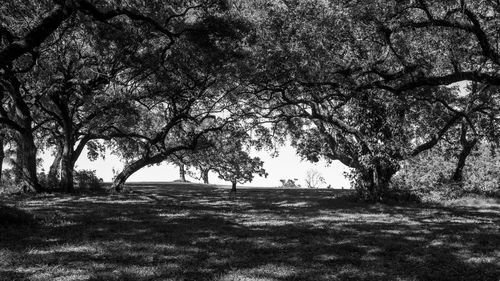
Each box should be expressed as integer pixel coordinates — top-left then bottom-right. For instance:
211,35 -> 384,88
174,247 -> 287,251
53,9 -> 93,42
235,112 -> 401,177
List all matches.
215,150 -> 267,192
184,126 -> 269,190
305,169 -> 325,189
168,154 -> 189,183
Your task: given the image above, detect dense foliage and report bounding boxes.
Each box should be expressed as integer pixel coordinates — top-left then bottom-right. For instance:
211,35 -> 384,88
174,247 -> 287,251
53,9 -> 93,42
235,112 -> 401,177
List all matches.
1,0 -> 500,200
394,142 -> 500,199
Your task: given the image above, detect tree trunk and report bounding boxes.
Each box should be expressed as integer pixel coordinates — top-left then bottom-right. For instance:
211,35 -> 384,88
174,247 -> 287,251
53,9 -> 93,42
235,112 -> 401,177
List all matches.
47,145 -> 63,189
179,164 -> 187,182
13,142 -> 24,184
112,155 -> 166,191
231,180 -> 237,192
451,138 -> 478,182
18,130 -> 43,192
59,140 -> 74,192
201,168 -> 209,184
2,72 -> 42,192
0,136 -> 4,185
358,161 -> 398,201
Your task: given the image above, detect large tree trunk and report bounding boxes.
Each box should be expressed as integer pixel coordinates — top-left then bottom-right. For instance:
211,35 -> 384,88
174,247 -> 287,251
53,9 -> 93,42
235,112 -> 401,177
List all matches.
112,155 -> 166,191
201,168 -> 209,184
18,130 -> 43,192
231,180 -> 237,192
3,73 -> 43,192
358,161 -> 398,201
47,145 -> 63,189
59,137 -> 74,192
60,150 -> 74,192
178,164 -> 187,182
451,138 -> 478,182
0,136 -> 4,185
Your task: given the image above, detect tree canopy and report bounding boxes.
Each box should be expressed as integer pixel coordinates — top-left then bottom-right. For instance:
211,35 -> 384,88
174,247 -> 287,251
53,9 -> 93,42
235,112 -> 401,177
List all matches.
1,0 -> 499,200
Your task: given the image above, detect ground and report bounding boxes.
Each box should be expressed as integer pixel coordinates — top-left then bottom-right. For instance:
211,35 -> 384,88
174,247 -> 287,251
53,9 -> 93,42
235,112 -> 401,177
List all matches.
0,183 -> 499,281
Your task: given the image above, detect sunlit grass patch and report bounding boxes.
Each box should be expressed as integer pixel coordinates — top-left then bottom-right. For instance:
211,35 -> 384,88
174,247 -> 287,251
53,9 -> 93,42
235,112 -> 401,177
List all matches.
217,264 -> 297,281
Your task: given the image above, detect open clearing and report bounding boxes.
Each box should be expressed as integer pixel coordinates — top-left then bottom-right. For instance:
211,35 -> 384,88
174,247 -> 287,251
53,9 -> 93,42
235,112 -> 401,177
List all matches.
1,183 -> 499,281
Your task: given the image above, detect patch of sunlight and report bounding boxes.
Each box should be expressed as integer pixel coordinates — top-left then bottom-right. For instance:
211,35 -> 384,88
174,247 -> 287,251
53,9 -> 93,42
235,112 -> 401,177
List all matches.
242,219 -> 293,226
466,256 -> 497,264
206,255 -> 230,266
447,217 -> 487,224
444,197 -> 500,208
201,200 -> 253,208
336,264 -> 362,275
104,216 -> 142,222
116,265 -> 161,279
405,236 -> 426,242
12,266 -> 37,275
366,247 -> 383,255
273,201 -> 310,208
217,264 -> 296,281
248,237 -> 282,249
28,243 -> 103,255
31,268 -> 90,281
381,229 -> 405,235
335,264 -> 385,279
194,233 -> 231,245
160,262 -> 181,271
158,211 -> 190,219
149,243 -> 178,251
51,197 -> 78,203
455,249 -> 500,265
71,197 -> 102,203
314,254 -> 340,261
54,220 -> 78,226
361,255 -> 379,262
335,212 -> 396,223
429,239 -> 444,247
219,275 -> 276,281
302,216 -> 335,226
105,199 -> 152,204
405,255 -> 425,263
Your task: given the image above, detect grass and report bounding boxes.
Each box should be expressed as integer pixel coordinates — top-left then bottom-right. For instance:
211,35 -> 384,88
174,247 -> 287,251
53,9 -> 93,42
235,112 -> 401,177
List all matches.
0,182 -> 499,281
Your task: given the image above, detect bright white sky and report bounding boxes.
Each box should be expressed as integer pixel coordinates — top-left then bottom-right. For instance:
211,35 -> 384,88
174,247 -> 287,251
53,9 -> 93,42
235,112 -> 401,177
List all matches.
40,142 -> 352,189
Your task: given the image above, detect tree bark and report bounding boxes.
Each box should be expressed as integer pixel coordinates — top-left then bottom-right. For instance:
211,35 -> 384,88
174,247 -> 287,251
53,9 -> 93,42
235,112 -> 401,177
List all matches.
358,161 -> 398,201
18,130 -> 43,192
47,145 -> 63,189
112,154 -> 166,191
231,180 -> 237,192
1,73 -> 43,192
179,164 -> 187,182
201,168 -> 209,184
0,135 -> 4,184
451,138 -> 478,182
60,140 -> 75,192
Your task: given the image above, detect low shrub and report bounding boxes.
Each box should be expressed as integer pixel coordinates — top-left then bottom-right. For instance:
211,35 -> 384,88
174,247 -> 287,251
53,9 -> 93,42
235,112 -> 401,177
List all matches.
1,169 -> 24,194
278,179 -> 301,188
74,169 -> 104,191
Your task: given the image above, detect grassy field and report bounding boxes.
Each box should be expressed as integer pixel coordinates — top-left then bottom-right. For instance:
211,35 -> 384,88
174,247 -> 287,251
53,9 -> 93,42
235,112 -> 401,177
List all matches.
0,183 -> 499,281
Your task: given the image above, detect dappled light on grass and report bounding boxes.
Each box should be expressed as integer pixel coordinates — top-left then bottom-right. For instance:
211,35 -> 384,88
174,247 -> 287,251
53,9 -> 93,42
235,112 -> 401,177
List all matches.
1,183 -> 499,280
217,264 -> 297,281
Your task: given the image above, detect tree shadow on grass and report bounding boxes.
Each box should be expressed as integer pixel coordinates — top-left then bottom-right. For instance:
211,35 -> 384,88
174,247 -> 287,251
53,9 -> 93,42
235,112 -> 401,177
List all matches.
0,183 -> 498,280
